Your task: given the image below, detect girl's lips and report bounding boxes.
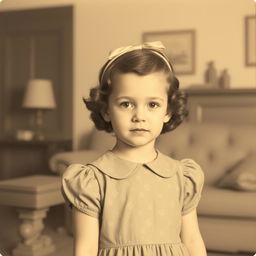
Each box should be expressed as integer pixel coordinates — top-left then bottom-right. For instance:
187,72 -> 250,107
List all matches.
130,129 -> 149,131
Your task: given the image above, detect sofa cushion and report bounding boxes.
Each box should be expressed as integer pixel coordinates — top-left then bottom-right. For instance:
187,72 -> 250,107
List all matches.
216,151 -> 256,191
197,185 -> 256,218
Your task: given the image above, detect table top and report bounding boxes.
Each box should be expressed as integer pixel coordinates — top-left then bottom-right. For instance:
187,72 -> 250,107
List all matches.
0,175 -> 61,193
0,138 -> 72,146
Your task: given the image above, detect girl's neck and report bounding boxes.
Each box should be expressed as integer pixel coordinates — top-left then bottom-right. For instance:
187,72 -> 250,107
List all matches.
111,142 -> 158,163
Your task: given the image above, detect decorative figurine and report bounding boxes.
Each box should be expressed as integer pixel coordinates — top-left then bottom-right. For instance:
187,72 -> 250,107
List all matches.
219,69 -> 230,89
204,61 -> 218,87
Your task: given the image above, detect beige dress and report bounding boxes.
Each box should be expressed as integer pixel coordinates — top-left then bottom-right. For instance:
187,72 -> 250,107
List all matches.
62,149 -> 204,256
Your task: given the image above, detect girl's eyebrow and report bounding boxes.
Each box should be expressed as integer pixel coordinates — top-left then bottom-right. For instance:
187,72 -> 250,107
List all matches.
147,97 -> 164,102
116,96 -> 164,102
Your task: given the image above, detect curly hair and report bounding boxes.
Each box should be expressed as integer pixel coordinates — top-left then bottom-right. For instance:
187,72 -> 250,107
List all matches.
83,49 -> 188,134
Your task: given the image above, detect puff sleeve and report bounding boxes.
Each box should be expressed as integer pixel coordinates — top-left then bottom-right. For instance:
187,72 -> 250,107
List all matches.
181,159 -> 204,216
61,164 -> 102,218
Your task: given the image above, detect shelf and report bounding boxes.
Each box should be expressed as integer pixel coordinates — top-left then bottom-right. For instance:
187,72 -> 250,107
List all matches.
0,138 -> 72,146
184,88 -> 256,95
184,87 -> 256,124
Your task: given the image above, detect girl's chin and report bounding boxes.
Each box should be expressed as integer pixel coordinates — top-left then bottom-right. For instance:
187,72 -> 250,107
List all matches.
115,138 -> 156,149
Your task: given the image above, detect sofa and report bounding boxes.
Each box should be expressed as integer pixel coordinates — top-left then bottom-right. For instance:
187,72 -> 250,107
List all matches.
50,122 -> 256,254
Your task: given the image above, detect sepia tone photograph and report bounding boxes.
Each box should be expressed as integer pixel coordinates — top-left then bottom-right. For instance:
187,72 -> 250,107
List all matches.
0,0 -> 255,256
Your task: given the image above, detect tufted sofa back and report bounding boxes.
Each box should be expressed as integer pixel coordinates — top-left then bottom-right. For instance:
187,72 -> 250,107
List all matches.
156,122 -> 256,185
86,122 -> 256,186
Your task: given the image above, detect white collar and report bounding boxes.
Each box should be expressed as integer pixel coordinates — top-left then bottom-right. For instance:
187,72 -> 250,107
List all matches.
88,149 -> 178,180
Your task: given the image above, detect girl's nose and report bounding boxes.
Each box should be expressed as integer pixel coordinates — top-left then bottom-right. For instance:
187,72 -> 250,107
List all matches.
131,107 -> 146,122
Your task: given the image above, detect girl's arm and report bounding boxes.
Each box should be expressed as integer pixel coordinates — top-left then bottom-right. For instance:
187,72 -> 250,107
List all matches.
72,207 -> 100,256
181,209 -> 207,256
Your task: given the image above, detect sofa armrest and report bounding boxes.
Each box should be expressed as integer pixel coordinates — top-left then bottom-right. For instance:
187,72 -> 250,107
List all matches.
49,150 -> 102,176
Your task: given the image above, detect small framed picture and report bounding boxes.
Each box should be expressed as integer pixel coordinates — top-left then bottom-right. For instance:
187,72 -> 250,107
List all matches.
143,30 -> 196,75
245,15 -> 256,66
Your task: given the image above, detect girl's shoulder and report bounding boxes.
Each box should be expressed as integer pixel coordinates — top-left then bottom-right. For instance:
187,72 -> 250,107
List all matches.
145,150 -> 204,181
62,151 -> 120,180
62,163 -> 103,218
173,158 -> 205,193
178,158 -> 205,181
62,160 -> 106,195
178,158 -> 205,216
62,163 -> 98,179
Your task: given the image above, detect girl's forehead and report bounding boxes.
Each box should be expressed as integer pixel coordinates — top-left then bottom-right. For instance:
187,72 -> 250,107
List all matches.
111,72 -> 169,94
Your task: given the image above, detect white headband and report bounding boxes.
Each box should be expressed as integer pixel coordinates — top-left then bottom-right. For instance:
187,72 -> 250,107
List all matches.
100,41 -> 173,84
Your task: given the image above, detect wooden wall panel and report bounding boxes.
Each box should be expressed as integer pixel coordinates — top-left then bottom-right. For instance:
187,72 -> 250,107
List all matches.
3,33 -> 31,133
34,32 -> 62,134
0,6 -> 73,140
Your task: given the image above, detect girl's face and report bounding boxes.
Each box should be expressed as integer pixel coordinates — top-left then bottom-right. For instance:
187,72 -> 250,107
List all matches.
103,71 -> 171,150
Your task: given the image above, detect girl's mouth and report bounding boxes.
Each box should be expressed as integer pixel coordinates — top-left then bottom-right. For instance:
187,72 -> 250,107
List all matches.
130,129 -> 149,132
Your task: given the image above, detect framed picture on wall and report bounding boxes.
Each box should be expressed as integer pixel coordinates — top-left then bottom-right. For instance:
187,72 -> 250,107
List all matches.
143,30 -> 195,75
245,15 -> 256,66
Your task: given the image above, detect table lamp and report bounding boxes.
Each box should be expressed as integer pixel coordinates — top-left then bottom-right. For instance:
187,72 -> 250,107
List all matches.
22,79 -> 56,140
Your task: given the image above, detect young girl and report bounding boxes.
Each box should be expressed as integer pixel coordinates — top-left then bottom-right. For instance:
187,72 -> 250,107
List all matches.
62,41 -> 207,256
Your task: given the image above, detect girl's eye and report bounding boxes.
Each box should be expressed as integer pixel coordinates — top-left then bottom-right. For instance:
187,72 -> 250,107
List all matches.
119,101 -> 133,108
148,102 -> 160,108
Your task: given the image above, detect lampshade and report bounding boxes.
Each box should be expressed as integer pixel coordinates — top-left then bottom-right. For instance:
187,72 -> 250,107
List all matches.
22,79 -> 56,109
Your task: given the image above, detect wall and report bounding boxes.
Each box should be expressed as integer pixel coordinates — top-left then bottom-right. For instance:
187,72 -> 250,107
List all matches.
1,0 -> 255,149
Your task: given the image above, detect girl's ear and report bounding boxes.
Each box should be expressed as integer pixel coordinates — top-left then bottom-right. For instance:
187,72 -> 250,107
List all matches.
101,109 -> 111,122
164,111 -> 172,123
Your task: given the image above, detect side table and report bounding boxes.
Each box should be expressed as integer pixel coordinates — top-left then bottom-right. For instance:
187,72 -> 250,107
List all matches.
0,175 -> 64,256
0,138 -> 72,179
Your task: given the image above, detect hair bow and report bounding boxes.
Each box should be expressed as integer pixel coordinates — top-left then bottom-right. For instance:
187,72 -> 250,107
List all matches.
100,41 -> 173,84
108,41 -> 166,60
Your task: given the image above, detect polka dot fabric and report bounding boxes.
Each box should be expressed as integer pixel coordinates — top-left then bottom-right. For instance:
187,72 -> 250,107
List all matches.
62,150 -> 204,256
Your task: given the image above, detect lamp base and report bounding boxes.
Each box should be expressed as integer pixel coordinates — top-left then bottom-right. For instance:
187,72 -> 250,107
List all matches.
34,109 -> 45,141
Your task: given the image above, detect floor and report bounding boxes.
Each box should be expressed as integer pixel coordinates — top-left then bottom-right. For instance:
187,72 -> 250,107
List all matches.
0,205 -> 253,256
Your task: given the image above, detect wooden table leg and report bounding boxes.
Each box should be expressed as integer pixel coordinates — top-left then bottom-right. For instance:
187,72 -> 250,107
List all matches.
12,208 -> 55,256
